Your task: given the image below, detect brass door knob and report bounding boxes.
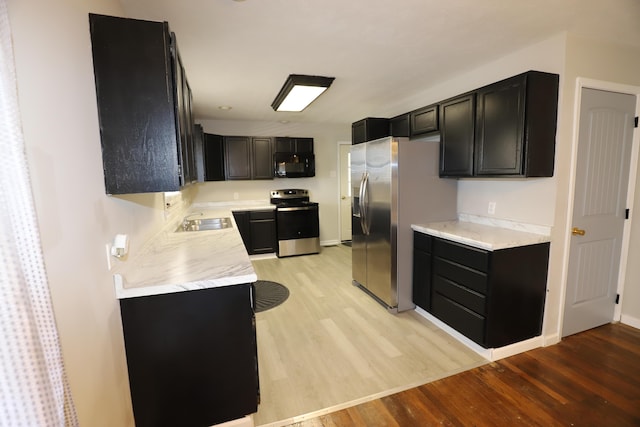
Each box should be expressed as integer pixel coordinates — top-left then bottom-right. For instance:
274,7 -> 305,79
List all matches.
572,227 -> 586,236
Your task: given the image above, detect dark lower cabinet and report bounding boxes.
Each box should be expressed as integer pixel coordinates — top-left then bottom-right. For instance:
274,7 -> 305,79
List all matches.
413,231 -> 549,348
412,232 -> 433,310
233,210 -> 277,255
119,284 -> 259,427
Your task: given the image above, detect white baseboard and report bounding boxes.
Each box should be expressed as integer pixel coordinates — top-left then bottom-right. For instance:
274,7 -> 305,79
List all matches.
211,415 -> 253,427
542,332 -> 561,346
621,314 -> 640,329
321,239 -> 341,247
414,307 -> 544,361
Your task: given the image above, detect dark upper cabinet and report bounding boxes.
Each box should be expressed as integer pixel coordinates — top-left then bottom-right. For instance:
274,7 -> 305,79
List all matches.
439,71 -> 559,178
475,71 -> 559,177
390,113 -> 410,137
224,136 -> 273,180
192,124 -> 205,182
351,118 -> 390,144
89,14 -> 195,194
439,93 -> 476,177
225,136 -> 251,180
203,133 -> 225,181
274,137 -> 314,153
409,104 -> 439,138
251,137 -> 274,180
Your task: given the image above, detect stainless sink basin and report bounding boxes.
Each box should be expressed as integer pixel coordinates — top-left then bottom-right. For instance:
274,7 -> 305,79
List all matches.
175,217 -> 233,232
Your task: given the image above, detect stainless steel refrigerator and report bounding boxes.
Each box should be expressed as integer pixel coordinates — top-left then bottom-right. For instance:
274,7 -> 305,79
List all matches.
351,136 -> 457,312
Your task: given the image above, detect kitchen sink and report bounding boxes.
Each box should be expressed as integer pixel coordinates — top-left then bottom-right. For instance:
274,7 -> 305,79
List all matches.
175,217 -> 233,232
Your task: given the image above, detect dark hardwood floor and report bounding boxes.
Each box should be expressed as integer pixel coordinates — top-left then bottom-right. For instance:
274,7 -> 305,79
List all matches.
287,323 -> 640,426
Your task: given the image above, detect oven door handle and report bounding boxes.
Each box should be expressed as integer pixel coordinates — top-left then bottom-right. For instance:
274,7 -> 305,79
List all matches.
277,206 -> 317,212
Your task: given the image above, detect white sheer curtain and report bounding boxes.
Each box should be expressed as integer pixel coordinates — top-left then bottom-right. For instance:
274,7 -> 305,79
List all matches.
0,1 -> 78,425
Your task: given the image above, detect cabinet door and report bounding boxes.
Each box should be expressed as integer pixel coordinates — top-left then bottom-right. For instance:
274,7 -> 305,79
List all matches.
274,137 -> 295,153
351,118 -> 389,144
413,249 -> 432,310
225,136 -> 252,180
119,285 -> 258,427
249,210 -> 276,254
439,93 -> 475,177
251,137 -> 274,179
475,74 -> 526,176
410,104 -> 438,137
203,133 -> 225,181
89,14 -> 181,194
390,113 -> 410,137
413,232 -> 433,310
192,124 -> 205,182
232,211 -> 250,249
294,138 -> 314,153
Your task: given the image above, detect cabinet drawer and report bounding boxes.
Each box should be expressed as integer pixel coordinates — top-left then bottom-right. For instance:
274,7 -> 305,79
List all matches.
413,232 -> 432,253
433,257 -> 487,294
249,210 -> 275,220
432,292 -> 485,346
433,275 -> 486,315
434,238 -> 489,273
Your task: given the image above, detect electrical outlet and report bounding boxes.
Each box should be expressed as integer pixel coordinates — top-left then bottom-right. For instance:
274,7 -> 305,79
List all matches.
105,243 -> 112,270
488,202 -> 496,215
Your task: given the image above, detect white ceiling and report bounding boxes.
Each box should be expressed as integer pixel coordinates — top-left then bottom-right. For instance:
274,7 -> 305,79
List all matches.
119,0 -> 640,125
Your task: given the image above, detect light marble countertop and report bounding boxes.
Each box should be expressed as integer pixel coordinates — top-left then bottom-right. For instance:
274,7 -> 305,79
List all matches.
113,201 -> 274,299
411,215 -> 551,251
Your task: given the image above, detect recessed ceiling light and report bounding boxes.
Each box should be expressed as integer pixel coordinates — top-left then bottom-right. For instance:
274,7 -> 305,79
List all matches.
218,106 -> 232,110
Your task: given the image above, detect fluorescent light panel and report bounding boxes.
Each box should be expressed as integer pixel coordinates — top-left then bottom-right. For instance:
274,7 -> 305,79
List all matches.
272,74 -> 335,112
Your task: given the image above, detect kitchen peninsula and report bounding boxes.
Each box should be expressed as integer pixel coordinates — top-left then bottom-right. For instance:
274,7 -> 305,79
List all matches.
113,201 -> 272,427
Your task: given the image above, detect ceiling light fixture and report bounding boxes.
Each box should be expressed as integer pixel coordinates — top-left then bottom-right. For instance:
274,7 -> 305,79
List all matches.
271,74 -> 335,112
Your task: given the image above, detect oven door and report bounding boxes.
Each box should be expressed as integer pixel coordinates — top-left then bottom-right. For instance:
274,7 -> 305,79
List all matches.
276,205 -> 320,257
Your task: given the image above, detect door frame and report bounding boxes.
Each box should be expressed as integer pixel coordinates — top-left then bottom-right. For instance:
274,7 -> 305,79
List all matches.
337,140 -> 352,242
558,78 -> 640,337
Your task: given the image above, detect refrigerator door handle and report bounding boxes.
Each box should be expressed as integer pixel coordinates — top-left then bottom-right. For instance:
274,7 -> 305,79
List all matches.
361,172 -> 370,235
358,173 -> 365,234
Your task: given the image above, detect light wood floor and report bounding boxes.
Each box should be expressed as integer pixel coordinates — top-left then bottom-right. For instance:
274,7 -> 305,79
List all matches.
289,322 -> 640,426
250,245 -> 486,427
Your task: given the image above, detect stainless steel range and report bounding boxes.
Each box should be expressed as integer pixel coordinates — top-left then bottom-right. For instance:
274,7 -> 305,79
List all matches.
270,189 -> 320,257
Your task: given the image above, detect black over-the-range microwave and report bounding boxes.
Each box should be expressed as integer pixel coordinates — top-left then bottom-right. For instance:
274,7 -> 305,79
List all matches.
274,152 -> 315,178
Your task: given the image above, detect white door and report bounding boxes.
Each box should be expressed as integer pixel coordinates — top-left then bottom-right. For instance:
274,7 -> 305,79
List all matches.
339,143 -> 352,242
562,88 -> 636,337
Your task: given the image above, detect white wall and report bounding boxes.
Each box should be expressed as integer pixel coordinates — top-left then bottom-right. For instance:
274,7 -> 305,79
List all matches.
7,1 -> 171,425
559,35 -> 640,328
194,120 -> 351,244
